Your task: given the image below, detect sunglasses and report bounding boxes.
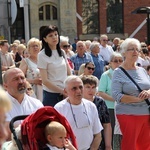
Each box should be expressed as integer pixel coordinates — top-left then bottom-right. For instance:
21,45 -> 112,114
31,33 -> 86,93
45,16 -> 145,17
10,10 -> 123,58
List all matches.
141,45 -> 147,48
63,45 -> 70,49
112,59 -> 123,63
86,66 -> 95,70
27,88 -> 32,91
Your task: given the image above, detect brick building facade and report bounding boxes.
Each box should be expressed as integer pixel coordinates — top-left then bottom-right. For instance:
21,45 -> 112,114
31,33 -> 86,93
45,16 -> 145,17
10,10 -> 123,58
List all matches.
76,0 -> 150,43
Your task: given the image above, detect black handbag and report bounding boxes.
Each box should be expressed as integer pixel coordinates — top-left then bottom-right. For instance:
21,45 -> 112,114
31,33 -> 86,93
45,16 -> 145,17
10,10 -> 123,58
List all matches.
119,66 -> 150,114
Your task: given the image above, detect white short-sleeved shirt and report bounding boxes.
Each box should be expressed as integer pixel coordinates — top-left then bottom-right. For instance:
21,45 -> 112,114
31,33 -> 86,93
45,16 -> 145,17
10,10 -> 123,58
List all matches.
37,49 -> 67,93
6,93 -> 43,125
54,98 -> 103,150
99,45 -> 114,62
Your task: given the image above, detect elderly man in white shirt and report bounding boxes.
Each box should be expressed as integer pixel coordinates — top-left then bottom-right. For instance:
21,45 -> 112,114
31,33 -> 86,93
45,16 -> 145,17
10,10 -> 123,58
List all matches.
99,34 -> 114,65
54,75 -> 103,150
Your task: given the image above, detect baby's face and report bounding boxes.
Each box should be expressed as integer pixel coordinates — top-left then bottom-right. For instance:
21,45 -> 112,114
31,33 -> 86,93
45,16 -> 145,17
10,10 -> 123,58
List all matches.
48,130 -> 67,148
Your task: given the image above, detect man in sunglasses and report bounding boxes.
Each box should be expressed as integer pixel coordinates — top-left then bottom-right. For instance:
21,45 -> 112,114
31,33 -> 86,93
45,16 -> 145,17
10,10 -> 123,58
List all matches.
55,75 -> 103,150
99,34 -> 114,65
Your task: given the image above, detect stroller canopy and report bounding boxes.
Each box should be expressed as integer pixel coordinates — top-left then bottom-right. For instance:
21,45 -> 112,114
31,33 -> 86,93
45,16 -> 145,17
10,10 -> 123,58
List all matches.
21,106 -> 77,150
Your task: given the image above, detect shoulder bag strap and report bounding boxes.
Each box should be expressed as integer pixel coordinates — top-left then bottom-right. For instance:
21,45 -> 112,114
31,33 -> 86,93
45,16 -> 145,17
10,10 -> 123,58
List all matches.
119,67 -> 150,111
119,67 -> 142,92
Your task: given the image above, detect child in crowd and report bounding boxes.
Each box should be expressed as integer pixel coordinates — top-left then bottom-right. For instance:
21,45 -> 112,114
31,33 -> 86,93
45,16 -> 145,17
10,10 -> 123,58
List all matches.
45,121 -> 76,150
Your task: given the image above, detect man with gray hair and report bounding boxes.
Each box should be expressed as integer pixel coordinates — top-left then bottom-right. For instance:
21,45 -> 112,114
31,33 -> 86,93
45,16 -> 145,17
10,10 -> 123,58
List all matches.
70,41 -> 94,75
3,68 -> 43,140
54,75 -> 103,150
99,34 -> 114,65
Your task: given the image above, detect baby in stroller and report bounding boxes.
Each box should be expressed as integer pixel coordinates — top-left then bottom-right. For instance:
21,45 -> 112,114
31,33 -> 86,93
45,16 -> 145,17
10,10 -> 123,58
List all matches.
4,106 -> 77,150
44,121 -> 76,150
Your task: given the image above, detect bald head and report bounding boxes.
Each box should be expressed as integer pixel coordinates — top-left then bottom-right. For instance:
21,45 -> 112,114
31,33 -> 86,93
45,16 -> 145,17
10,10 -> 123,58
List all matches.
3,68 -> 24,83
3,68 -> 27,96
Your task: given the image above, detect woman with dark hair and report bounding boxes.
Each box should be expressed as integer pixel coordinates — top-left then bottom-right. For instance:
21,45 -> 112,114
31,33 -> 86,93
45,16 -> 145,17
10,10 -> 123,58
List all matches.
78,62 -> 95,76
37,25 -> 71,106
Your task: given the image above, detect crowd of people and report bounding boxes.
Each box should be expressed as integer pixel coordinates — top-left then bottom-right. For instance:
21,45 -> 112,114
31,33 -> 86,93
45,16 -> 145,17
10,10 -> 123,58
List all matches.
0,24 -> 150,150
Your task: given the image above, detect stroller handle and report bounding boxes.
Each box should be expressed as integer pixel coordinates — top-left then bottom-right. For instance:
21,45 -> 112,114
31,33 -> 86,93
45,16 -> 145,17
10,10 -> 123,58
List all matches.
9,115 -> 28,132
9,115 -> 28,150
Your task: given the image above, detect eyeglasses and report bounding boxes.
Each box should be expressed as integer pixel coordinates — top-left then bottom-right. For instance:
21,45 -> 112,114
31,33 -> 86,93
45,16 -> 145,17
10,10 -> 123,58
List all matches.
86,67 -> 95,71
30,45 -> 39,48
112,59 -> 123,63
27,88 -> 32,91
63,45 -> 70,49
127,48 -> 141,52
102,39 -> 108,42
69,101 -> 90,129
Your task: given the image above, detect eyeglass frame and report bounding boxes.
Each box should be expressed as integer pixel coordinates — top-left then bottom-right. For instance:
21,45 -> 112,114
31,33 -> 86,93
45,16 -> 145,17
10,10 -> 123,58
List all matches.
68,100 -> 90,129
102,39 -> 108,42
30,45 -> 39,48
111,59 -> 123,63
127,48 -> 141,52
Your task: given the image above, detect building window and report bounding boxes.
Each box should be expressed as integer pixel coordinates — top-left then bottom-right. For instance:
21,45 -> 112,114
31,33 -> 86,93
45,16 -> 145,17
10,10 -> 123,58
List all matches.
82,0 -> 99,34
46,5 -> 51,20
107,0 -> 123,33
39,6 -> 44,20
52,6 -> 57,20
39,4 -> 57,20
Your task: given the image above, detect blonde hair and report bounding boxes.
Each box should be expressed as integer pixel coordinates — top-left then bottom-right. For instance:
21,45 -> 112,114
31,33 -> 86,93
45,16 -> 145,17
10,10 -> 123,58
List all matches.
17,44 -> 26,51
78,63 -> 85,75
45,121 -> 66,137
0,86 -> 11,111
27,38 -> 42,52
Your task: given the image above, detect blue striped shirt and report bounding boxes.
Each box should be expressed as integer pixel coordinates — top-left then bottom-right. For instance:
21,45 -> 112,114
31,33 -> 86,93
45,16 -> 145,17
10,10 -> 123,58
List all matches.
111,67 -> 150,115
70,53 -> 93,71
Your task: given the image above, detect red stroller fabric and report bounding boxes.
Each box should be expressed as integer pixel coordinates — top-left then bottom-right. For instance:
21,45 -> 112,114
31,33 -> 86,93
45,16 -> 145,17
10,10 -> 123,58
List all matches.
21,106 -> 77,150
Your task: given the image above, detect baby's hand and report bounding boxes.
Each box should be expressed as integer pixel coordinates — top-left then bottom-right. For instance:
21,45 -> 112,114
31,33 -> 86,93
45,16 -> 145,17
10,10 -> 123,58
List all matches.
64,139 -> 76,150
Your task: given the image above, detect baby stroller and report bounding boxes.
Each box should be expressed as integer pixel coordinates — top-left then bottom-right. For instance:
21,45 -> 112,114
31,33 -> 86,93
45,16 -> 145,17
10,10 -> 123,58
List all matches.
9,106 -> 77,150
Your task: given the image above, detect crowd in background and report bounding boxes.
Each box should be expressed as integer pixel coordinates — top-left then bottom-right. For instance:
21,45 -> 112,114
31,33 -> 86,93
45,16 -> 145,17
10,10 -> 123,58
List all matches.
0,24 -> 150,150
